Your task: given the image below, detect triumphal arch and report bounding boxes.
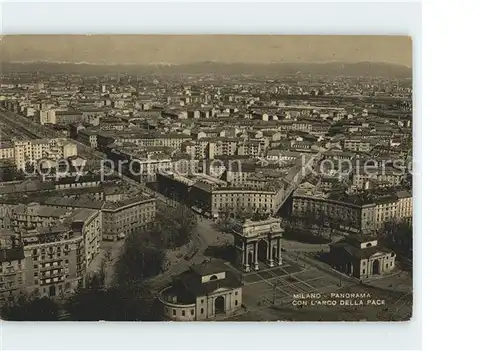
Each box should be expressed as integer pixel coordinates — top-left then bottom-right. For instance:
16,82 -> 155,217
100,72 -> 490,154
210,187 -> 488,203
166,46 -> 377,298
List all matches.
232,218 -> 284,272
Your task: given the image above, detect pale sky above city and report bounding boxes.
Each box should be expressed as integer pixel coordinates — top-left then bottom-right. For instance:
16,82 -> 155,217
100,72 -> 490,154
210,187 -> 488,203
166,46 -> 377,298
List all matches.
0,35 -> 412,67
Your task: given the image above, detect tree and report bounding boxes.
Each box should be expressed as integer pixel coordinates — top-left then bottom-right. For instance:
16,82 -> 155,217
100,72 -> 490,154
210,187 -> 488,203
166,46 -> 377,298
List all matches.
220,203 -> 230,219
24,162 -> 35,175
87,266 -> 106,291
282,217 -> 330,244
379,220 -> 413,260
65,281 -> 161,321
104,247 -> 113,264
114,231 -> 166,284
66,262 -> 162,321
154,203 -> 197,248
170,203 -> 197,239
1,295 -> 60,321
303,212 -> 325,236
0,166 -> 25,182
252,208 -> 268,221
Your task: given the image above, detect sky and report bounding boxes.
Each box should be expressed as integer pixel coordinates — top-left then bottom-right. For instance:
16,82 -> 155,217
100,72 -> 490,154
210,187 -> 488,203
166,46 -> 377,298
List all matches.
0,35 -> 412,67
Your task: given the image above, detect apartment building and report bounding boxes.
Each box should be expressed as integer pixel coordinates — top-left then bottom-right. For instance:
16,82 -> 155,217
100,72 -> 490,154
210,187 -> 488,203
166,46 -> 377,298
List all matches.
158,171 -> 285,217
211,189 -> 279,216
107,132 -> 192,149
13,139 -> 77,170
371,190 -> 412,225
266,150 -> 302,163
280,120 -> 312,133
237,140 -> 264,157
35,195 -> 156,242
22,225 -> 85,297
292,191 -> 368,231
181,138 -> 240,160
8,203 -> 72,234
39,109 -> 56,125
81,109 -> 106,125
291,187 -> 413,233
77,128 -> 99,148
65,209 -> 102,267
210,138 -> 239,158
223,163 -> 256,187
343,139 -> 372,152
0,230 -> 25,302
0,142 -> 15,161
351,166 -> 406,190
157,172 -> 194,207
182,140 -> 208,159
54,110 -> 85,125
189,181 -> 284,218
0,208 -> 98,299
105,146 -> 173,183
14,140 -> 50,169
101,196 -> 156,241
128,153 -> 172,183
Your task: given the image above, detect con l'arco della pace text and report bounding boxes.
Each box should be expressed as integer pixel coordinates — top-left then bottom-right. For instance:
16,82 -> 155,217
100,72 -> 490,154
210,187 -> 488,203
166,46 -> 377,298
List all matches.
291,292 -> 385,307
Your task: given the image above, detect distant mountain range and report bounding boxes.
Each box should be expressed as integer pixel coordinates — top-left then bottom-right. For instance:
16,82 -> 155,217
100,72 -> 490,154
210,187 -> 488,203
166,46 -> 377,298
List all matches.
0,60 -> 412,79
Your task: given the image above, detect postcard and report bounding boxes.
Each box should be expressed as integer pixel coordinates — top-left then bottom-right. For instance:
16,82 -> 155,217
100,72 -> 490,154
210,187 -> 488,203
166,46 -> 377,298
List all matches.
0,35 -> 412,321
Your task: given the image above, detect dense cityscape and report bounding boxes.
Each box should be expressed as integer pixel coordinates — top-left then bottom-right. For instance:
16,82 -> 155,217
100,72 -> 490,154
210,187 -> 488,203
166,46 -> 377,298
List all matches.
0,61 -> 413,321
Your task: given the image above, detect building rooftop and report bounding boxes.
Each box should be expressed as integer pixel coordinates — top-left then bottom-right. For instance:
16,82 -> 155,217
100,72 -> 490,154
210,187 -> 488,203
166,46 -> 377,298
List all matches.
167,261 -> 242,299
0,247 -> 24,263
42,196 -> 104,210
0,142 -> 14,149
22,225 -> 81,245
55,174 -> 102,185
66,208 -> 99,223
190,259 -> 231,277
13,203 -> 70,218
102,195 -> 154,211
330,241 -> 393,259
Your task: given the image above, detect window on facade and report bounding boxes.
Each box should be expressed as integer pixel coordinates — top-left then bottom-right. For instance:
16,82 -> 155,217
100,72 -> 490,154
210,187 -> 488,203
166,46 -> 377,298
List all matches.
362,269 -> 365,274
182,310 -> 185,316
235,300 -> 238,306
200,308 -> 204,314
191,309 -> 194,315
173,310 -> 176,316
209,275 -> 218,281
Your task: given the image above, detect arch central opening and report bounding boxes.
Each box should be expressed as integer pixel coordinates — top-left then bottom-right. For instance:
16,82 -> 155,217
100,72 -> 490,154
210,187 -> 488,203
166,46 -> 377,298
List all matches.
257,239 -> 268,263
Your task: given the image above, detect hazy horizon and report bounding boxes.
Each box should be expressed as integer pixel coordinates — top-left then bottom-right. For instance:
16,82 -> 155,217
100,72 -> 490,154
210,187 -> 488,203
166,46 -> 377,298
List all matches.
0,35 -> 412,67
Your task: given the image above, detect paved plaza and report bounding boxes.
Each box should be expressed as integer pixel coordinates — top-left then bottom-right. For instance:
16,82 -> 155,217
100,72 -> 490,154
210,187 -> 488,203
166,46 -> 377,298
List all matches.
235,259 -> 350,309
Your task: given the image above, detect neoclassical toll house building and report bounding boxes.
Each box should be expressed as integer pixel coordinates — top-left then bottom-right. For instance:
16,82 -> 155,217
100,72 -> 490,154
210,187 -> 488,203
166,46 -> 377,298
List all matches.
159,260 -> 243,321
328,235 -> 396,280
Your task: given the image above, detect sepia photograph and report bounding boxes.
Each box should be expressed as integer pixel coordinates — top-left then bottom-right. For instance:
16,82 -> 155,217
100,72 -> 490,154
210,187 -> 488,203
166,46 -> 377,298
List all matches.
0,34 -> 413,322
